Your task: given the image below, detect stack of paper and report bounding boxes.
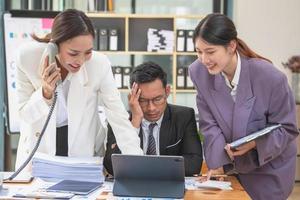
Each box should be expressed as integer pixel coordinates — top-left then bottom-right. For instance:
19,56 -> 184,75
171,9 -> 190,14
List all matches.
147,28 -> 174,52
32,152 -> 104,183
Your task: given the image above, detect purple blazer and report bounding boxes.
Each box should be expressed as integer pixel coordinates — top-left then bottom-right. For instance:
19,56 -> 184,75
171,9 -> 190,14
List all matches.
189,56 -> 299,200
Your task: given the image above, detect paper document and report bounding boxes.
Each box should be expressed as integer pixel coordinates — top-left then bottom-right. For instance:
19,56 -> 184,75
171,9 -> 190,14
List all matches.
230,124 -> 281,149
185,177 -> 232,190
13,191 -> 74,199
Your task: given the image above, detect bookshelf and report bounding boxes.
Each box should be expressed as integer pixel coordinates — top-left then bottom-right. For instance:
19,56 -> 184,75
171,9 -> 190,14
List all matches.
87,13 -> 204,108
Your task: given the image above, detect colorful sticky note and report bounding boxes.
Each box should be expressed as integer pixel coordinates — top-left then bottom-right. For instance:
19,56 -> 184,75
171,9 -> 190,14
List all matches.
42,18 -> 54,29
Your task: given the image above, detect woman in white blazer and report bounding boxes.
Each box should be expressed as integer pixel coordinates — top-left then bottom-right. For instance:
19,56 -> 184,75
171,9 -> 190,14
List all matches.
15,9 -> 142,171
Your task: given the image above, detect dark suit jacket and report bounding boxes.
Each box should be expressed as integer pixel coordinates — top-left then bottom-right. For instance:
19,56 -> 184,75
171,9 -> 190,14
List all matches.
103,104 -> 203,176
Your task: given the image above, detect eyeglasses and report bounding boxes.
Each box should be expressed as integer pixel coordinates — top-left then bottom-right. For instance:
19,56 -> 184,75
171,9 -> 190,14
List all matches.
138,95 -> 167,107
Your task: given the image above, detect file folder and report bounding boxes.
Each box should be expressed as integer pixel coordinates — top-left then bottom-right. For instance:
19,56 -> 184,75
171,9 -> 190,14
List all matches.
177,67 -> 186,89
109,29 -> 118,51
112,66 -> 123,89
122,67 -> 132,89
98,29 -> 108,51
93,29 -> 99,50
185,68 -> 194,89
176,30 -> 186,52
186,30 -> 195,52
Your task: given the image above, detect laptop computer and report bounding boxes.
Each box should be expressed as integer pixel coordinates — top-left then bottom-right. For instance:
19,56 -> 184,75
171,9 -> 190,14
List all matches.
112,154 -> 185,198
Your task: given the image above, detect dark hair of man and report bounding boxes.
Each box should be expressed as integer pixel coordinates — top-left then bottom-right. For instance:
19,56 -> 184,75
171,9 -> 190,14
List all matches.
193,13 -> 271,63
130,62 -> 167,88
31,9 -> 95,44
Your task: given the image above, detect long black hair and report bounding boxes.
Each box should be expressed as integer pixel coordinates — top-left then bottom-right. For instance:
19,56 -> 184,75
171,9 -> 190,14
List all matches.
193,13 -> 271,63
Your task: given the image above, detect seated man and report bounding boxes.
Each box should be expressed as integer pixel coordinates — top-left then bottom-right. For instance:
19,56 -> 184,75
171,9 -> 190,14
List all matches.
103,62 -> 203,176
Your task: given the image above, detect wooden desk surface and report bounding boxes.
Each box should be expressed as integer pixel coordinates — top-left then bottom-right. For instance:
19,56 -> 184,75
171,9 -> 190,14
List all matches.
97,176 -> 250,200
184,176 -> 250,200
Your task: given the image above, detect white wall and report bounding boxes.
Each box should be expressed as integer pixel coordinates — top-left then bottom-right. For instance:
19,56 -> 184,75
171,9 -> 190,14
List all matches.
233,0 -> 300,80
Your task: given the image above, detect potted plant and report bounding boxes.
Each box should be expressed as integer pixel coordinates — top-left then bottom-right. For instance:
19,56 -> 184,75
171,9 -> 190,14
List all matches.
283,55 -> 300,103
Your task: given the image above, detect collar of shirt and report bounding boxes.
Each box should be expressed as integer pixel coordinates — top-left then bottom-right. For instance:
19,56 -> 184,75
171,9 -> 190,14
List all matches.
141,114 -> 164,155
141,114 -> 164,129
221,52 -> 241,90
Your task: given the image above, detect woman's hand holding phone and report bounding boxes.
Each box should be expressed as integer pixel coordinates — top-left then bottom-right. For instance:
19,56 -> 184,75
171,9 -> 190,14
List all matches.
42,55 -> 61,99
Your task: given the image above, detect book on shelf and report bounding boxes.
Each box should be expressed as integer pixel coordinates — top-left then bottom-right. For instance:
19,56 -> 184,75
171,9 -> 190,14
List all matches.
99,29 -> 108,51
176,30 -> 186,52
186,30 -> 195,52
109,29 -> 118,51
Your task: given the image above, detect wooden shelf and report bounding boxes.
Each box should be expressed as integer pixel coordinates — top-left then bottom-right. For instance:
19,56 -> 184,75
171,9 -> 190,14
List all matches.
88,13 -> 205,19
90,13 -> 203,103
87,13 -> 126,18
99,51 -> 173,55
175,89 -> 196,93
118,89 -> 130,92
176,52 -> 197,56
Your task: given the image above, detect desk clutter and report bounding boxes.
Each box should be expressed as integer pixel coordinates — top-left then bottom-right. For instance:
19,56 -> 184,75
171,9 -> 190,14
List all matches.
32,153 -> 104,183
0,176 -> 241,199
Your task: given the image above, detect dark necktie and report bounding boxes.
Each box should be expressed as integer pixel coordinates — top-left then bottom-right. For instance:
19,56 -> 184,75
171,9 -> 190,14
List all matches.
146,123 -> 157,155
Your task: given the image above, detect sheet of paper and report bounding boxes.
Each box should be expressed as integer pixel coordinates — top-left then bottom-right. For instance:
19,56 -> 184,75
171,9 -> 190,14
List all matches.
185,177 -> 232,190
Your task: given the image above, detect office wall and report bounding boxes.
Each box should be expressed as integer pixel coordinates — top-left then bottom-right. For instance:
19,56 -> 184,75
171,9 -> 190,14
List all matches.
233,0 -> 300,79
0,0 -> 5,170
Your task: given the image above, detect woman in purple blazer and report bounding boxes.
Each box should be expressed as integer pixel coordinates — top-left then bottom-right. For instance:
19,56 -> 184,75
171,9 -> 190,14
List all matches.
189,13 -> 299,200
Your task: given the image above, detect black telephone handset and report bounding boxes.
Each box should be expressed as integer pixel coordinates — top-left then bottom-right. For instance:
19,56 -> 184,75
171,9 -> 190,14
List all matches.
5,42 -> 59,181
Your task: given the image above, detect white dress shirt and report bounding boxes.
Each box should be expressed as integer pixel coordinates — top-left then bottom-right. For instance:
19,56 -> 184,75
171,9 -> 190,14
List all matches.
141,114 -> 164,155
56,73 -> 72,127
221,52 -> 241,101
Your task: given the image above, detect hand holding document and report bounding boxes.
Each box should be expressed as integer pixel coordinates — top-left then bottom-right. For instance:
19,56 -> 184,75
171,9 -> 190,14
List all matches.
230,124 -> 281,150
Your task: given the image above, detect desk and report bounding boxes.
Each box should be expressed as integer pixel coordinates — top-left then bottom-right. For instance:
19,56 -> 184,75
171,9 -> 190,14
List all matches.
184,176 -> 250,200
97,176 -> 251,200
1,176 -> 250,200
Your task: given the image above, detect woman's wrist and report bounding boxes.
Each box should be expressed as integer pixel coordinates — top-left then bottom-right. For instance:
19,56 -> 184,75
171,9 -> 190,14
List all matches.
42,88 -> 53,99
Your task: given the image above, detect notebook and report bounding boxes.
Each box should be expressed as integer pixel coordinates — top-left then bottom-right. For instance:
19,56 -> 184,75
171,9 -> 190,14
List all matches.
112,154 -> 185,198
46,180 -> 102,195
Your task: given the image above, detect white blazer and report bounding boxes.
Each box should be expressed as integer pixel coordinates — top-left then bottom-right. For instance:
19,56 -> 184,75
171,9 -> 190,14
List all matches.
15,42 -> 142,170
